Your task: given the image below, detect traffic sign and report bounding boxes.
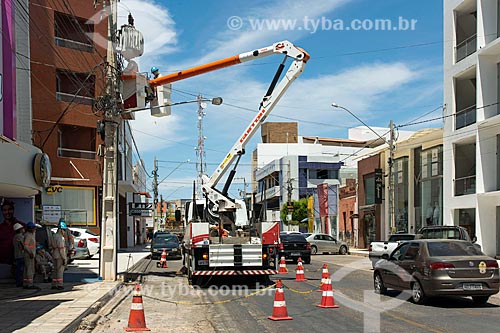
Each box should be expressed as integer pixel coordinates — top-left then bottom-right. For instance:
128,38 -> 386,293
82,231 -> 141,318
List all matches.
128,202 -> 152,216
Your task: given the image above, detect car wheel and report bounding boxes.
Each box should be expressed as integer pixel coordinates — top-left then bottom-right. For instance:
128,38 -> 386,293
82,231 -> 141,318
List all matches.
472,296 -> 489,305
374,272 -> 387,295
411,280 -> 427,305
311,246 -> 318,255
304,257 -> 311,264
339,246 -> 347,255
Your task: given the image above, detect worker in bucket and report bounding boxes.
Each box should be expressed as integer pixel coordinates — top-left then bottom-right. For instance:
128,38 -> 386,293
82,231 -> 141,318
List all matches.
51,221 -> 68,290
22,222 -> 38,289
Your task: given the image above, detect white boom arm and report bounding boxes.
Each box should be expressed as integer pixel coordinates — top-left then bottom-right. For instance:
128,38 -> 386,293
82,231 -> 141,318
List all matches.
201,40 -> 309,212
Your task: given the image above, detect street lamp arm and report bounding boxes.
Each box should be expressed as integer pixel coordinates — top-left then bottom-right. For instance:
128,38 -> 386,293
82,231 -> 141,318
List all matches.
122,97 -> 223,115
331,103 -> 389,145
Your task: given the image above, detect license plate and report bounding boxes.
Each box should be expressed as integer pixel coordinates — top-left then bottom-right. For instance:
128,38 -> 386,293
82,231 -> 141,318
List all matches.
291,252 -> 301,256
198,260 -> 208,265
463,283 -> 483,291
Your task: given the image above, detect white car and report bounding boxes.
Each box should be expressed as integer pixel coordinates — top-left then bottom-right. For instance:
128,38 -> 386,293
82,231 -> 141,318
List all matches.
51,227 -> 100,257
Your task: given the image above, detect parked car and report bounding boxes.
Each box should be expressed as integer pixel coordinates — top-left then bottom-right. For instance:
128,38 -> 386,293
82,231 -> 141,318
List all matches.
305,233 -> 349,255
151,233 -> 181,260
51,227 -> 93,260
369,233 -> 416,268
68,228 -> 100,257
278,233 -> 311,264
373,239 -> 499,305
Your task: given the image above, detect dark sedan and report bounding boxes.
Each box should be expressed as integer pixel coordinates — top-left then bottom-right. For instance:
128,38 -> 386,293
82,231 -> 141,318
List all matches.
151,233 -> 182,260
373,239 -> 499,305
278,233 -> 311,264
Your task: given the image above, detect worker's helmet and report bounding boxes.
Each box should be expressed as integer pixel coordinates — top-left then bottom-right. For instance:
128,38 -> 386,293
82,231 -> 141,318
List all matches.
150,66 -> 159,73
26,222 -> 36,230
36,245 -> 44,252
13,223 -> 24,231
58,221 -> 68,229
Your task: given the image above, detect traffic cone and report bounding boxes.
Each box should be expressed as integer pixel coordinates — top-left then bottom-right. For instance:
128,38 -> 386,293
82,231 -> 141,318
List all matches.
157,249 -> 168,268
295,258 -> 307,281
278,256 -> 288,274
316,272 -> 339,309
317,264 -> 329,292
268,280 -> 293,321
124,284 -> 151,331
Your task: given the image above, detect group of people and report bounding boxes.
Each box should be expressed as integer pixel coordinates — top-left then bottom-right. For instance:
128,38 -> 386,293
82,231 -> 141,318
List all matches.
1,200 -> 74,290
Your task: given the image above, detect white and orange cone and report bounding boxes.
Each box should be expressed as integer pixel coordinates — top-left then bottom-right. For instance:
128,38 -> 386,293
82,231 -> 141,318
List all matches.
278,256 -> 288,274
124,284 -> 151,331
295,257 -> 307,281
316,272 -> 339,309
157,249 -> 168,268
317,263 -> 329,292
268,280 -> 293,321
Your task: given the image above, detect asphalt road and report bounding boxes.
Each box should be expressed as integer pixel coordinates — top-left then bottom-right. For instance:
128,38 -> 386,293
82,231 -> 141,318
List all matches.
91,255 -> 500,333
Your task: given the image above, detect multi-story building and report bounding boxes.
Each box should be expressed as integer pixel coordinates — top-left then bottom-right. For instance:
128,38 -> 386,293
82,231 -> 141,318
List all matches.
444,0 -> 500,258
0,0 -> 48,277
357,128 -> 443,248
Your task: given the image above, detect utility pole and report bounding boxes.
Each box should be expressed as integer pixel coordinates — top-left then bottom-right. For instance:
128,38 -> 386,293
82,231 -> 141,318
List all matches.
152,156 -> 159,232
388,120 -> 396,234
100,0 -> 119,281
160,194 -> 164,227
286,160 -> 293,225
196,94 -> 207,197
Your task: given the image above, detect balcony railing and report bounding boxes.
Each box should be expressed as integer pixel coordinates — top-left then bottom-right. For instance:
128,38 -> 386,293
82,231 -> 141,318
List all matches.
58,147 -> 96,160
455,104 -> 476,130
55,37 -> 93,53
455,34 -> 477,62
454,175 -> 476,196
56,92 -> 94,106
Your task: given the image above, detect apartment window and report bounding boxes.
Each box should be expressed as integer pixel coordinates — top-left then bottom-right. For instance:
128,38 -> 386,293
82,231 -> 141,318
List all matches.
454,143 -> 476,196
56,70 -> 95,106
54,12 -> 94,52
458,208 -> 476,240
455,6 -> 477,62
455,77 -> 476,130
58,125 -> 96,159
310,169 -> 338,180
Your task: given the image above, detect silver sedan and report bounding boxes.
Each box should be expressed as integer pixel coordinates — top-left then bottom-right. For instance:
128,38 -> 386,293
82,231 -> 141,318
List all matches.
305,233 -> 349,255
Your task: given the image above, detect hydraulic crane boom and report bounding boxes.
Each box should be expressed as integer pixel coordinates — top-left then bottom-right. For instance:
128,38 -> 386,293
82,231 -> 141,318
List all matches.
149,40 -> 309,217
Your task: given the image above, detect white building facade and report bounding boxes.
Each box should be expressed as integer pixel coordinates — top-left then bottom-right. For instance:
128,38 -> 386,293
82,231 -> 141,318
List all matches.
444,0 -> 500,258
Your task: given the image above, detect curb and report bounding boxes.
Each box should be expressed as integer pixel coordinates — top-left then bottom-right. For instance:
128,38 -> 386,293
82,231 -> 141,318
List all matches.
61,282 -> 125,333
349,251 -> 369,258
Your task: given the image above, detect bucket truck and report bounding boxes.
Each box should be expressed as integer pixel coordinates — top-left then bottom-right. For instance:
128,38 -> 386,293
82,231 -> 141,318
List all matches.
147,41 -> 309,283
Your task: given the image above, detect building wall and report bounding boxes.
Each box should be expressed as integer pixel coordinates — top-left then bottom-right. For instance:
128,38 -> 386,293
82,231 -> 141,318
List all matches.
261,122 -> 298,143
339,179 -> 356,246
443,0 -> 500,257
357,154 -> 380,248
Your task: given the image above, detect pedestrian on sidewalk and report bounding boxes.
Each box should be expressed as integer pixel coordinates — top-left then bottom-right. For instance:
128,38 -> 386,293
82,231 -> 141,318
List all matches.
51,221 -> 68,290
23,222 -> 38,289
35,245 -> 54,283
12,223 -> 25,287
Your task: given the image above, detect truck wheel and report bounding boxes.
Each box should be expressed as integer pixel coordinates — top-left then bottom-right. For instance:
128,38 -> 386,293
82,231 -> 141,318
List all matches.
311,246 -> 318,255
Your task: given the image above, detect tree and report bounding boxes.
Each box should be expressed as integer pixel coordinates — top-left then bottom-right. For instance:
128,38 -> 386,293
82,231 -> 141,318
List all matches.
280,198 -> 308,226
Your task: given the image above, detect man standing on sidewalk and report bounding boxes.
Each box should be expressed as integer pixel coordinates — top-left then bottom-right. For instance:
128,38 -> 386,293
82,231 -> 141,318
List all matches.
12,223 -> 25,287
23,222 -> 38,289
51,221 -> 68,290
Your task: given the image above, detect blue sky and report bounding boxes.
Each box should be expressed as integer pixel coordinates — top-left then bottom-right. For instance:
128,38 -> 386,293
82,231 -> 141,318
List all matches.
118,0 -> 443,201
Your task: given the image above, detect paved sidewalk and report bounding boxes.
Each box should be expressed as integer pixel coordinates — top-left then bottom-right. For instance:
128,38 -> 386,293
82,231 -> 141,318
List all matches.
0,243 -> 150,333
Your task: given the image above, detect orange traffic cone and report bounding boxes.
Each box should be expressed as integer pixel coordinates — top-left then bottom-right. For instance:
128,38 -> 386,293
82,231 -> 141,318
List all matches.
295,258 -> 307,281
278,256 -> 288,274
316,272 -> 339,309
317,264 -> 329,292
124,284 -> 151,331
268,280 -> 293,321
157,249 -> 168,268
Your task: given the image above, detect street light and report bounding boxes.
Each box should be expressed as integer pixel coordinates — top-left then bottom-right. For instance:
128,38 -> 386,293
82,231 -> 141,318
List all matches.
331,102 -> 397,235
331,103 -> 388,145
121,97 -> 223,115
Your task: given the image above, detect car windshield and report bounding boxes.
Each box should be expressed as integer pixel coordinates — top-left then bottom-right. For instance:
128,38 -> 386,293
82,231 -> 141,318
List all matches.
281,234 -> 306,242
427,242 -> 483,256
302,233 -> 311,238
153,235 -> 178,245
